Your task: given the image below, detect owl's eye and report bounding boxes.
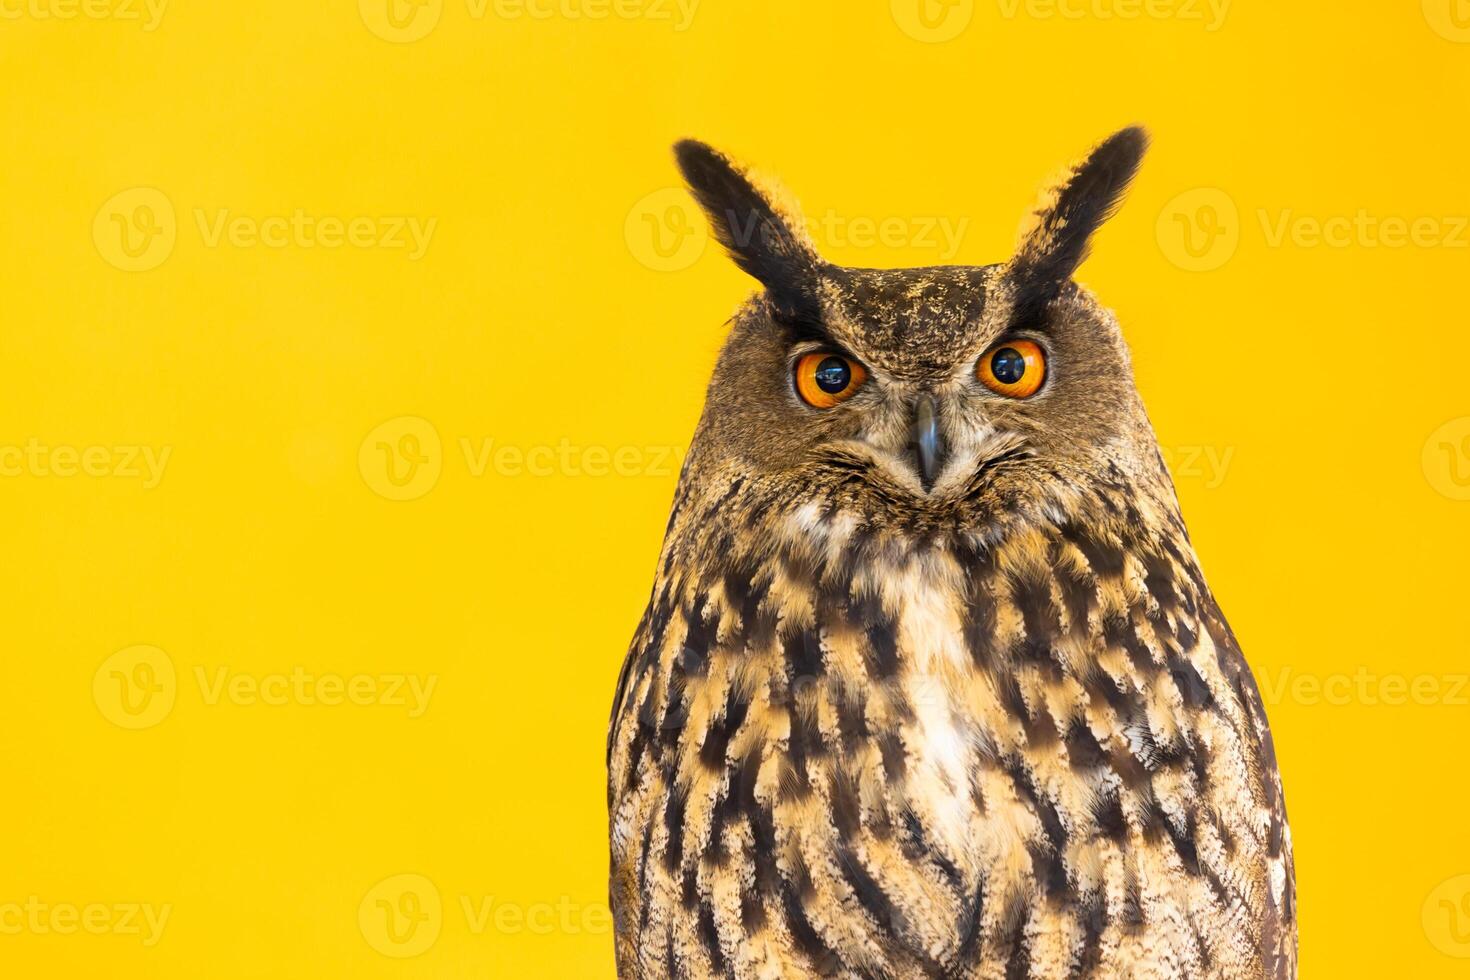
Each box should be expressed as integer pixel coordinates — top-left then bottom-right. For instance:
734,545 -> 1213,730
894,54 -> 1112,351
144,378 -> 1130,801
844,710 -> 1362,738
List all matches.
795,353 -> 868,409
977,340 -> 1047,399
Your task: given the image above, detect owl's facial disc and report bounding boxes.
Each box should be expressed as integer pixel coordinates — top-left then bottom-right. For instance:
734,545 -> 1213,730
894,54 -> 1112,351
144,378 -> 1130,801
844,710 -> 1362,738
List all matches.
782,329 -> 1040,498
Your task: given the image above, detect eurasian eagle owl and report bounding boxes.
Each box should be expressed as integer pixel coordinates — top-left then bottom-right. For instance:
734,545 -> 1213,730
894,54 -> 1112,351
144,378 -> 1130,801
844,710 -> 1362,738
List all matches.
607,128 -> 1295,979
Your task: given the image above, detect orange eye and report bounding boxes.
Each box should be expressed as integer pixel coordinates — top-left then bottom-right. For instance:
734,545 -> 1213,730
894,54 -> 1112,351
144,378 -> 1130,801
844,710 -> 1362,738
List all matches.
977,339 -> 1047,399
795,353 -> 867,409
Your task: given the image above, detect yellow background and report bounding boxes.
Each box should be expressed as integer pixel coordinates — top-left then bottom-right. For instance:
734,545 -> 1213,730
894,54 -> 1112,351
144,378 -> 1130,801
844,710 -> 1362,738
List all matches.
3,0 -> 1469,976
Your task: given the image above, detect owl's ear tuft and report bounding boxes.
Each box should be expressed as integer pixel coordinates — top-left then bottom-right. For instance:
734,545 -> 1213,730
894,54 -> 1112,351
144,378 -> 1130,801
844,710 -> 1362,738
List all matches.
674,140 -> 823,320
1008,126 -> 1148,321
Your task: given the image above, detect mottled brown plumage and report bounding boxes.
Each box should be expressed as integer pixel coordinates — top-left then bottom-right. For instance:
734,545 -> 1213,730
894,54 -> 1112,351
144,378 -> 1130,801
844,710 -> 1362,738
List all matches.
608,130 -> 1296,979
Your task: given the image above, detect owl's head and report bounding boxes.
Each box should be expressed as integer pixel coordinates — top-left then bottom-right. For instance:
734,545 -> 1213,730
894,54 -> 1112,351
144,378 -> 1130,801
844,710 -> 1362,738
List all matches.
675,128 -> 1168,523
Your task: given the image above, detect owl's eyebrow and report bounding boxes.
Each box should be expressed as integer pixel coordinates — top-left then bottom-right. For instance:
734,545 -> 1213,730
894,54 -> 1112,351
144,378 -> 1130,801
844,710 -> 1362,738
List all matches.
773,306 -> 834,347
1003,280 -> 1065,336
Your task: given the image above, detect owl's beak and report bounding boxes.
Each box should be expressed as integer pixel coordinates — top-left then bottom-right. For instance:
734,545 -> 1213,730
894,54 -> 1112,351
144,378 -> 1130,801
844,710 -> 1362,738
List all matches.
910,394 -> 945,492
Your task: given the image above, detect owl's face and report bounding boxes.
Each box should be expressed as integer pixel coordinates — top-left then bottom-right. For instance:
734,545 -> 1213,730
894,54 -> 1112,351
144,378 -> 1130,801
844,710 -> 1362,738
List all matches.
677,129 -> 1165,517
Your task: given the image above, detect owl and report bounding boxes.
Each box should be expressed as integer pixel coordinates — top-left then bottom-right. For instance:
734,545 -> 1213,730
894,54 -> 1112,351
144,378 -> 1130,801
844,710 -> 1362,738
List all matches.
607,128 -> 1295,979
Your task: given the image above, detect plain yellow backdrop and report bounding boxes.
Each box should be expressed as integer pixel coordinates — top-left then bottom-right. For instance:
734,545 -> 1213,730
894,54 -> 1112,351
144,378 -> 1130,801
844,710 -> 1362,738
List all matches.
3,0 -> 1469,976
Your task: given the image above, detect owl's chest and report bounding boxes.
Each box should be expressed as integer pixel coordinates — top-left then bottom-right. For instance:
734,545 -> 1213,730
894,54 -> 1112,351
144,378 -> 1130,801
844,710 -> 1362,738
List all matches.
779,565 -> 1027,925
843,568 -> 984,855
611,498 -> 1289,976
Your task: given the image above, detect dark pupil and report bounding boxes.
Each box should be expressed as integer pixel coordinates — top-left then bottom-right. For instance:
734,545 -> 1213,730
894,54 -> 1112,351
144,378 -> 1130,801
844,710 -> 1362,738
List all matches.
991,348 -> 1026,385
814,357 -> 851,394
